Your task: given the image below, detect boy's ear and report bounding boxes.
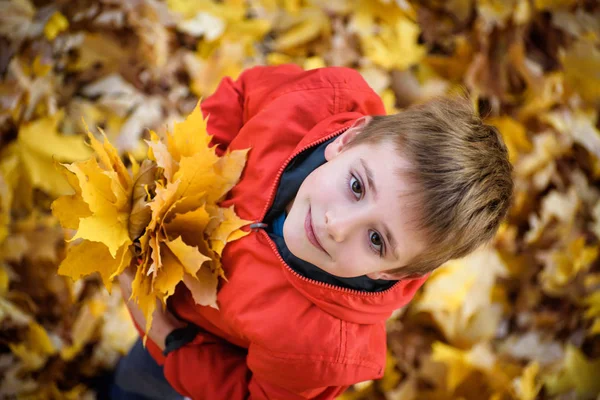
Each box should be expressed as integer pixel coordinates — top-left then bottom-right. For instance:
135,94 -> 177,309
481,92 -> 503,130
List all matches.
367,268 -> 427,281
366,270 -> 408,280
324,116 -> 372,161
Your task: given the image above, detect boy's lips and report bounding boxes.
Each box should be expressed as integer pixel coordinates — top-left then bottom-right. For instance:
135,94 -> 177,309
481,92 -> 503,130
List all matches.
305,207 -> 327,254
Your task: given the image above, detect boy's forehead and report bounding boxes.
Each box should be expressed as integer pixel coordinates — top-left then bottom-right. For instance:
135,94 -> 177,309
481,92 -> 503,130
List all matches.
350,139 -> 404,158
348,142 -> 413,177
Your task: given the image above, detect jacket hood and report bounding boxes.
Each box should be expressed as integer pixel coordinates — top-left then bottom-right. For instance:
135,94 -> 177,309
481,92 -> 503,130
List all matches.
217,65 -> 431,325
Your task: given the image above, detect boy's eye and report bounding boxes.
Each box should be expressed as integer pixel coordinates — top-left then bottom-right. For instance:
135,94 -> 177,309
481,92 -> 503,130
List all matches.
369,230 -> 384,256
370,231 -> 382,247
350,176 -> 362,196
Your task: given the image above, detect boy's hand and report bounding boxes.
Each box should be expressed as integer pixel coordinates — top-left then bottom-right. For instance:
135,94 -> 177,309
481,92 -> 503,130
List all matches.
118,266 -> 187,351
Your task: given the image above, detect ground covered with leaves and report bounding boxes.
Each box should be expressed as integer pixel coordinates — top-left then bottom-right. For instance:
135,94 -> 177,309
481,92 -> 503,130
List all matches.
0,0 -> 599,399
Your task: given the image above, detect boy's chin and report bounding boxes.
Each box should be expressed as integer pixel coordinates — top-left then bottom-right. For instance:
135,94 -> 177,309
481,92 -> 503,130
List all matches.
285,241 -> 327,268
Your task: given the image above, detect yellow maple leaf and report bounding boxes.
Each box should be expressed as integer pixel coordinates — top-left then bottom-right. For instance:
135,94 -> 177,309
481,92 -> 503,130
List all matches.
40,383 -> 92,400
9,321 -> 56,371
415,249 -> 507,346
61,297 -> 107,361
561,39 -> 600,105
539,236 -> 599,296
533,0 -> 577,10
360,14 -> 426,71
542,108 -> 600,162
163,203 -> 212,248
544,345 -> 600,398
54,101 -> 250,334
513,362 -> 542,400
169,0 -> 269,97
517,72 -> 564,120
273,8 -> 330,51
147,133 -> 176,181
53,125 -> 136,289
65,159 -> 131,258
95,289 -> 138,363
58,240 -> 131,292
188,43 -> 246,97
166,236 -> 212,277
153,245 -> 186,298
18,112 -> 93,197
486,116 -> 532,164
51,164 -> 92,230
168,0 -> 245,21
303,56 -> 326,70
583,291 -> 600,336
589,319 -> 600,336
0,264 -> 9,295
379,350 -> 403,392
210,206 -> 251,256
349,0 -> 415,38
43,11 -> 68,41
184,265 -> 221,310
0,172 -> 11,243
214,148 -> 251,198
430,342 -> 496,392
138,104 -> 250,326
130,260 -> 158,335
69,33 -> 128,73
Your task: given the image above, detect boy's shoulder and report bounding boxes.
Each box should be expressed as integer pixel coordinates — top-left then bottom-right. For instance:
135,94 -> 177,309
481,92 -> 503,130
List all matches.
246,64 -> 377,99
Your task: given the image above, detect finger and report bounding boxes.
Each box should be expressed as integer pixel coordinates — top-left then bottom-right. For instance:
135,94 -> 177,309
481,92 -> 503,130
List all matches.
118,273 -> 133,299
117,270 -> 132,288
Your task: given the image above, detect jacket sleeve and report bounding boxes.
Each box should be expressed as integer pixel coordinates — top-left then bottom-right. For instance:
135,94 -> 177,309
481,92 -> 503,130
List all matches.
162,334 -> 352,400
201,64 -> 304,155
129,317 -> 352,400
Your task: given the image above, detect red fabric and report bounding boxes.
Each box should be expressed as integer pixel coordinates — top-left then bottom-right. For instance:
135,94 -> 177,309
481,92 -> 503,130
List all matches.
141,64 -> 430,399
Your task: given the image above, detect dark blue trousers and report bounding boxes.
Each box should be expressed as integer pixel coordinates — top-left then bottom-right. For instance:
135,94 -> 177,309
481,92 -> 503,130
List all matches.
110,338 -> 184,400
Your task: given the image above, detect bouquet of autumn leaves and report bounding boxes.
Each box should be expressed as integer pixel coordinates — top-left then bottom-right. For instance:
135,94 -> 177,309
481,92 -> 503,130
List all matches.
51,104 -> 250,334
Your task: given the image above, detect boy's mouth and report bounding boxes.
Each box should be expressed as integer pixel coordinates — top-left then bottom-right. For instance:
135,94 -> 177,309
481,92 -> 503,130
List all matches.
305,207 -> 327,254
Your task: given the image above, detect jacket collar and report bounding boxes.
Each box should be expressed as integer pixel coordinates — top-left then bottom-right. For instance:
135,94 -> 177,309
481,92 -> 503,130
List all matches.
282,264 -> 430,324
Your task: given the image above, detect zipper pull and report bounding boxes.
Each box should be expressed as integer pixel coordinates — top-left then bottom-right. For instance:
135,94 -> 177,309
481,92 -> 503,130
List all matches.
250,222 -> 268,231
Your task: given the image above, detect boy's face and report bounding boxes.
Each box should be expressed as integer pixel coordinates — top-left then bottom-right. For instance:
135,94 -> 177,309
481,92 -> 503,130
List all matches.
283,120 -> 426,280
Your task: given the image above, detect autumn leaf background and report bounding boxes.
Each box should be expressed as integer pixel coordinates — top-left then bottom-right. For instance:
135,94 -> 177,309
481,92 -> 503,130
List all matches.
0,0 -> 599,399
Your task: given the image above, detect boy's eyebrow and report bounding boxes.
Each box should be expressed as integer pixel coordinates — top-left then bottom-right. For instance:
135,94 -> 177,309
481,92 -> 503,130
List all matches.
360,158 -> 399,260
360,158 -> 378,200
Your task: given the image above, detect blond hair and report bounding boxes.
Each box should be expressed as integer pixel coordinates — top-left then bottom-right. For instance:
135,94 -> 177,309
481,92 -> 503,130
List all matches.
347,96 -> 514,277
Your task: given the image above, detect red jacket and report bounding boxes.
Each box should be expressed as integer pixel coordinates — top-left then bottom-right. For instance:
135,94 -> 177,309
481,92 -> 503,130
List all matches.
140,64 -> 429,399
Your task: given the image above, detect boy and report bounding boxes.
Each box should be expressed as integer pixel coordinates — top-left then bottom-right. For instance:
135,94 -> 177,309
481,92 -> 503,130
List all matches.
114,64 -> 513,399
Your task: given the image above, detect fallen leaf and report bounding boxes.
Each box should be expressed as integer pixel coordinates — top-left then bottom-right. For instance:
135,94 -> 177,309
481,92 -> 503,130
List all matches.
512,361 -> 541,400
544,345 -> 600,398
44,11 -> 69,41
486,116 -> 532,164
18,112 -> 93,197
561,39 -> 600,105
9,322 -> 56,371
430,342 -> 496,392
60,297 -> 106,361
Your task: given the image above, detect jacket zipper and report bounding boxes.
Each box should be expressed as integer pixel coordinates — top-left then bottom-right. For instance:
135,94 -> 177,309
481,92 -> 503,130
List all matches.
262,231 -> 399,296
250,126 -> 399,296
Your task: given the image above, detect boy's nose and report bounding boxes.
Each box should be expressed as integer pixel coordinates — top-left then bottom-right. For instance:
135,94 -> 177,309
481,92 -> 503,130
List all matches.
324,210 -> 353,242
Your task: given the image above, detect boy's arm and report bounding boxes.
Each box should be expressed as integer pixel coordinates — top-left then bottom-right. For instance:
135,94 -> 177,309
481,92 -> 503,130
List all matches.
128,316 -> 355,400
162,334 -> 353,400
162,330 -> 250,398
201,64 -> 304,155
